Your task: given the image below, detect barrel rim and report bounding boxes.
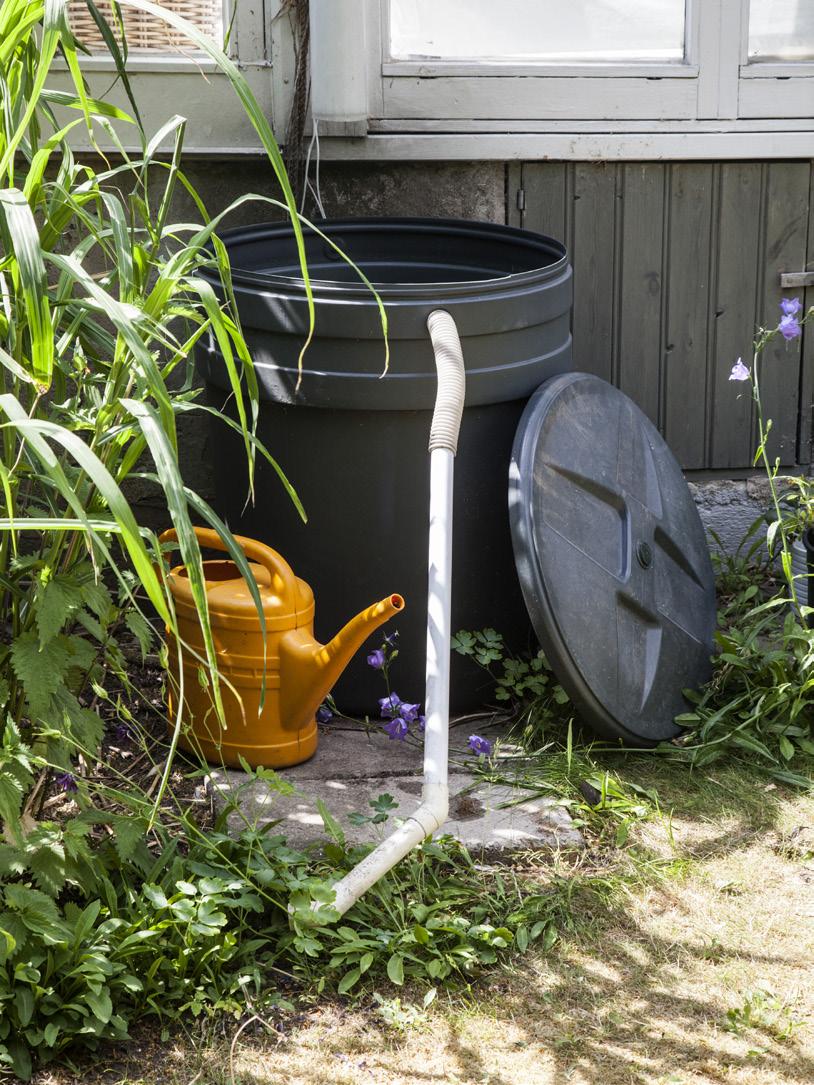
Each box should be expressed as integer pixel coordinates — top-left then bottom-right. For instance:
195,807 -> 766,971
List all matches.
202,216 -> 569,300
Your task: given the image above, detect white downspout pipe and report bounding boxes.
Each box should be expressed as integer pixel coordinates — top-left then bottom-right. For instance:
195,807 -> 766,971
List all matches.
308,0 -> 368,132
329,310 -> 467,917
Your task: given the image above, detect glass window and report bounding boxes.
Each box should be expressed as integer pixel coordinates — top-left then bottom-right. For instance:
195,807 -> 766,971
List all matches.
68,0 -> 223,53
390,0 -> 686,63
748,0 -> 814,61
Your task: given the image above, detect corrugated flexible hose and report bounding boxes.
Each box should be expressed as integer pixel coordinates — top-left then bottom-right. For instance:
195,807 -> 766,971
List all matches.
427,309 -> 466,454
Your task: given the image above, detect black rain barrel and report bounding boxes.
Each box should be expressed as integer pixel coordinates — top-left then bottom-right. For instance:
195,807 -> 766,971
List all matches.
198,218 -> 572,714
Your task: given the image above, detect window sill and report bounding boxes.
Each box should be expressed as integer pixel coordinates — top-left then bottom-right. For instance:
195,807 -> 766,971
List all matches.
311,128 -> 814,162
381,60 -> 699,78
53,53 -> 222,74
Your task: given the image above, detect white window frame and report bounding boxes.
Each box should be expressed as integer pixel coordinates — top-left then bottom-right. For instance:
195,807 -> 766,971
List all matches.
53,0 -> 274,153
313,0 -> 814,161
54,0 -> 814,158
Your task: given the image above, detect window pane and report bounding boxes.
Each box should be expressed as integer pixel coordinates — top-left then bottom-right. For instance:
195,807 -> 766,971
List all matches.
68,0 -> 223,53
390,0 -> 686,62
749,0 -> 814,61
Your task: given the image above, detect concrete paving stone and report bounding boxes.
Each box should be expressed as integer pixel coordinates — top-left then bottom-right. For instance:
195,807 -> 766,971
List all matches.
277,717 -> 507,781
207,719 -> 584,857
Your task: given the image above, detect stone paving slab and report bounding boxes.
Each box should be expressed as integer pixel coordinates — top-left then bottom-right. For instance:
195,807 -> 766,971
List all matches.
207,720 -> 584,857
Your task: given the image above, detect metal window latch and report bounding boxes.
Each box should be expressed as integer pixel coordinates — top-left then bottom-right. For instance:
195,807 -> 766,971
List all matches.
780,271 -> 814,288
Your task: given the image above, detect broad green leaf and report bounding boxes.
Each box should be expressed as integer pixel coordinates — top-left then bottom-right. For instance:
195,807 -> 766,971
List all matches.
778,735 -> 796,761
386,953 -> 405,986
111,814 -> 147,863
337,968 -> 361,995
40,89 -> 134,121
85,987 -> 113,1024
36,575 -> 84,646
125,609 -> 154,659
9,631 -> 72,719
0,772 -> 25,830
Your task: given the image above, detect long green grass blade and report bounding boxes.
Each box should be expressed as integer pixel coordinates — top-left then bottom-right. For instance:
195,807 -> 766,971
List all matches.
115,0 -> 316,380
0,0 -> 62,179
0,189 -> 54,387
120,397 -> 223,718
0,396 -> 171,625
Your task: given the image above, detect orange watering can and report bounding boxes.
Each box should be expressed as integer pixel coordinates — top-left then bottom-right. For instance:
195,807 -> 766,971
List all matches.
161,527 -> 403,768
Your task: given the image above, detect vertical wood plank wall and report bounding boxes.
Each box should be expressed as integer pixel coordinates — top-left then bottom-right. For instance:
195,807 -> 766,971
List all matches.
508,161 -> 813,471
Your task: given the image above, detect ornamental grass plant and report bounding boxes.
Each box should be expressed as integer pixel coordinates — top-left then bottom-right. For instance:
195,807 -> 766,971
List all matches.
0,0 -> 312,1073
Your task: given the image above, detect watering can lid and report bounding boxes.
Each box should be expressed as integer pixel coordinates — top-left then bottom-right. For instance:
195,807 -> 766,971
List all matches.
509,372 -> 716,744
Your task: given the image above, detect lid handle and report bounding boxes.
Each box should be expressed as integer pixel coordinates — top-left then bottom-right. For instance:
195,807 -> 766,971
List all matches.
159,527 -> 299,606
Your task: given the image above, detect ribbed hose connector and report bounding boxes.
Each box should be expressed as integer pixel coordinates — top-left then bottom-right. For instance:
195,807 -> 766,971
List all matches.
427,310 -> 466,454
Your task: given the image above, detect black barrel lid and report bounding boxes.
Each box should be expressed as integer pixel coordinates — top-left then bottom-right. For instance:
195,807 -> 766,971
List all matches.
509,373 -> 716,744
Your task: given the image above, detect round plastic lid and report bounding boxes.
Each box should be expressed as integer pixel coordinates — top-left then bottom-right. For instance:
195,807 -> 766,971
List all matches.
509,373 -> 716,744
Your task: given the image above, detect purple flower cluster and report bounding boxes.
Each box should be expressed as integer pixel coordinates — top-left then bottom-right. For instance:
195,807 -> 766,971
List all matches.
468,734 -> 493,756
378,691 -> 425,742
731,299 -> 806,385
779,297 -> 802,341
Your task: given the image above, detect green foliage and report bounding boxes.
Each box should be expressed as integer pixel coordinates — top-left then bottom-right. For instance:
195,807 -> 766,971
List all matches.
670,598 -> 814,785
724,988 -> 802,1041
0,0 -> 326,1074
452,628 -> 571,716
307,816 -> 562,995
347,792 -> 399,827
775,475 -> 814,544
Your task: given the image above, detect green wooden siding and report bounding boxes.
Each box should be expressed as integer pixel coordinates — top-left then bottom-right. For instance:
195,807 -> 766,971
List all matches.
508,161 -> 813,470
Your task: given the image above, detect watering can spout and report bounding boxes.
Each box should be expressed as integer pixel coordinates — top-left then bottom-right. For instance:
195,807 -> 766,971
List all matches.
279,594 -> 405,732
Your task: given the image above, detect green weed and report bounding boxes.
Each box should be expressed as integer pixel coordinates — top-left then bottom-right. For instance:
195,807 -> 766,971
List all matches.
724,988 -> 802,1041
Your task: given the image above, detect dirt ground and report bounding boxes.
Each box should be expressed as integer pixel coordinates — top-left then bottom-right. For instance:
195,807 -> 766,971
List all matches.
36,763 -> 813,1085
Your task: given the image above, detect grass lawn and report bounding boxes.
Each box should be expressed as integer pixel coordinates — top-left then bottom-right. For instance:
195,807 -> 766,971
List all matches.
35,758 -> 814,1085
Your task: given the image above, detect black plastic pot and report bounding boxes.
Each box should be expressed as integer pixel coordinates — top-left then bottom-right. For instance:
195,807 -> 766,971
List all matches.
198,218 -> 573,713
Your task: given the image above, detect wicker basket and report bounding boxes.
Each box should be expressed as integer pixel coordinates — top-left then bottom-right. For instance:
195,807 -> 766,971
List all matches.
67,0 -> 221,52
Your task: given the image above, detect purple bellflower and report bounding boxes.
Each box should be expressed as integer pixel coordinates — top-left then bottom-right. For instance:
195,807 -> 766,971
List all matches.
383,717 -> 409,741
468,734 -> 493,756
379,692 -> 402,718
780,297 -> 802,318
367,648 -> 386,670
729,357 -> 750,382
316,704 -> 334,724
779,314 -> 802,341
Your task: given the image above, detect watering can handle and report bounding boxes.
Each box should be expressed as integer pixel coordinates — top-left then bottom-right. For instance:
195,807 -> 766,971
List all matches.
159,527 -> 299,603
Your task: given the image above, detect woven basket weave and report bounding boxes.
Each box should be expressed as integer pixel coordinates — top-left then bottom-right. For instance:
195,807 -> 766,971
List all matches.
67,0 -> 220,51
